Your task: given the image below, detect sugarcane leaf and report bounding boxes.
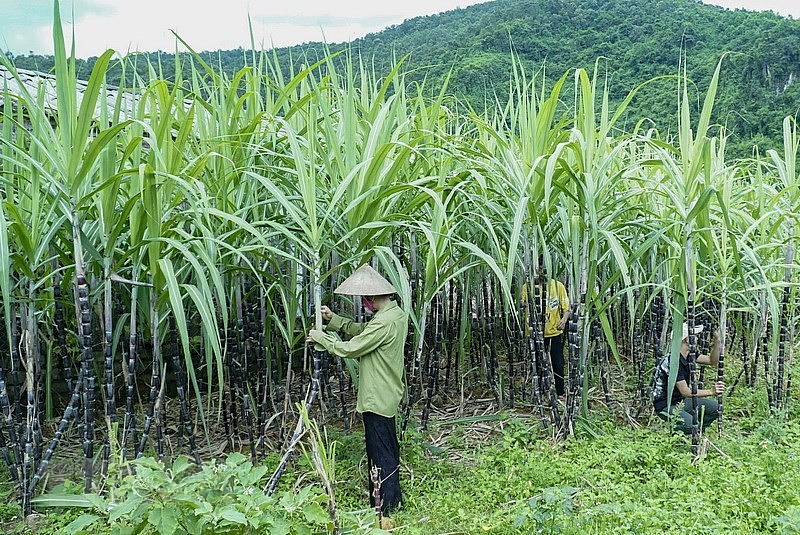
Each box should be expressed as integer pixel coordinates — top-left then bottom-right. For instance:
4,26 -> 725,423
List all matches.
31,494 -> 99,508
63,513 -> 102,532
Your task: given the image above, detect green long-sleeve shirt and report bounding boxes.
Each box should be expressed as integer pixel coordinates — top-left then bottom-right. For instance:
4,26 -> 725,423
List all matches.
310,300 -> 408,417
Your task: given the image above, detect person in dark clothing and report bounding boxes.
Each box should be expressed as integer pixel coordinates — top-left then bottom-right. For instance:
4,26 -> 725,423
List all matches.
653,323 -> 724,433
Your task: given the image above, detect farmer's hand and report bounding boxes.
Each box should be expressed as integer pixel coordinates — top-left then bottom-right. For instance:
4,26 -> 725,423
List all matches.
557,318 -> 568,331
712,381 -> 725,395
319,306 -> 333,321
307,329 -> 324,344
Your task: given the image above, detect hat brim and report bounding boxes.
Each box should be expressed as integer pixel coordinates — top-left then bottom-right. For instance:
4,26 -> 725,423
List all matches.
334,264 -> 397,296
681,323 -> 704,340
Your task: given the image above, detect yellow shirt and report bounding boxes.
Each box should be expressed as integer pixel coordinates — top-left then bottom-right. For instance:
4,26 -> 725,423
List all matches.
521,279 -> 570,337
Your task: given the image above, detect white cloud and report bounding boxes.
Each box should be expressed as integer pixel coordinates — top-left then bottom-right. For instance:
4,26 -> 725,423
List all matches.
5,0 -> 798,58
703,0 -> 800,18
41,0 -> 490,57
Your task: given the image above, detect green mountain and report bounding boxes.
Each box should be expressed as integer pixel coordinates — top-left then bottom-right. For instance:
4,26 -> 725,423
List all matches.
7,0 -> 800,155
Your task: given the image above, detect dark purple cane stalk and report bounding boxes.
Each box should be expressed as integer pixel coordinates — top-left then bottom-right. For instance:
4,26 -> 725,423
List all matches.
443,282 -> 454,395
747,315 -> 758,388
52,283 -> 73,393
227,324 -> 240,440
594,318 -> 608,406
74,275 -> 96,493
775,240 -> 794,412
775,284 -> 790,412
0,425 -> 14,483
454,284 -> 463,396
29,369 -> 83,506
524,276 -> 548,429
565,309 -> 581,434
137,291 -> 161,459
100,262 -> 116,478
763,323 -> 773,410
402,300 -> 427,435
9,316 -> 21,437
716,291 -> 727,432
121,287 -> 139,462
0,367 -> 21,483
266,260 -> 326,493
633,299 -> 646,409
482,277 -> 499,404
19,303 -> 34,515
506,278 -> 516,408
422,292 -> 442,429
168,315 -> 200,464
683,237 -> 701,454
257,284 -> 268,455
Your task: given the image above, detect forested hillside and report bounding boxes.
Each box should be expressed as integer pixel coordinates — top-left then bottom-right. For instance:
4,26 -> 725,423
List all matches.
7,0 -> 800,155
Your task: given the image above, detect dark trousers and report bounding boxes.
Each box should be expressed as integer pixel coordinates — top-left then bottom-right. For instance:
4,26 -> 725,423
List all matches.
657,398 -> 720,434
545,334 -> 565,396
363,412 -> 402,514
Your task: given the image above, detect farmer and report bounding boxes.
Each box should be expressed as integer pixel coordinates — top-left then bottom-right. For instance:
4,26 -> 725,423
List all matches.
652,323 -> 724,433
522,257 -> 571,398
307,264 -> 407,522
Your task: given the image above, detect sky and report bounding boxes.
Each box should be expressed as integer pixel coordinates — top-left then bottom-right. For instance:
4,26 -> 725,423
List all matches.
1,0 -> 799,59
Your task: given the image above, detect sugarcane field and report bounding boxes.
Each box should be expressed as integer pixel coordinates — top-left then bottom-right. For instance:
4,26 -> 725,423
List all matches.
1,2 -> 800,534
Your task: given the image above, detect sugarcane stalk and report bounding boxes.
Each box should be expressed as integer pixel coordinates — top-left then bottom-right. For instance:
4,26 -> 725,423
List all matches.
763,322 -> 773,409
569,250 -> 589,437
21,299 -> 37,515
226,323 -> 239,443
482,277 -> 499,404
775,238 -> 793,412
76,273 -> 95,493
266,254 -> 325,493
523,274 -> 548,429
506,277 -> 517,408
121,279 -> 140,462
30,369 -> 83,500
168,315 -> 200,464
257,283 -> 269,455
597,316 -> 612,411
52,282 -> 73,393
633,295 -> 646,408
101,258 -> 116,478
136,289 -> 161,458
716,289 -> 727,432
443,281 -> 455,395
685,235 -> 700,454
565,307 -> 581,433
154,365 -> 166,462
0,365 -> 21,483
421,292 -> 442,428
454,283 -> 464,396
69,205 -> 95,493
402,300 -> 429,434
9,315 -> 21,441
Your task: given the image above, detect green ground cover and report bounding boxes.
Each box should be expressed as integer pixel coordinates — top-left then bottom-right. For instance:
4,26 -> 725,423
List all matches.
3,376 -> 800,534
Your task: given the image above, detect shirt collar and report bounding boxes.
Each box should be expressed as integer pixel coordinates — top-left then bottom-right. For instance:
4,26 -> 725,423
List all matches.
376,299 -> 398,314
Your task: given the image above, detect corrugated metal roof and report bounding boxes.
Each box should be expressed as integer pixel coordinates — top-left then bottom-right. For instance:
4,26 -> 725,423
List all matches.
0,63 -> 138,118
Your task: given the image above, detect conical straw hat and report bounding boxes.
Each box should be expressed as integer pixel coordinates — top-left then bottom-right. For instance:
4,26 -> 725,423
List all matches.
334,264 -> 397,296
681,322 -> 704,341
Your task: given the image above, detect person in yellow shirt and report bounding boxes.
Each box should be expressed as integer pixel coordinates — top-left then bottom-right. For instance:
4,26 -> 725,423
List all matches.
523,259 -> 571,397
